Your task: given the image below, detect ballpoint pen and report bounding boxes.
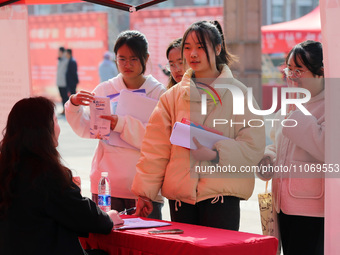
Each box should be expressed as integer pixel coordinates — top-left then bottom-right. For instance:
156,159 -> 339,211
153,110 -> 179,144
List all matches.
118,207 -> 136,215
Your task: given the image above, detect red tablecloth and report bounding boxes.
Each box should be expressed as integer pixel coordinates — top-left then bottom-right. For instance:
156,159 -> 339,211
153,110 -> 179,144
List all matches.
80,217 -> 278,255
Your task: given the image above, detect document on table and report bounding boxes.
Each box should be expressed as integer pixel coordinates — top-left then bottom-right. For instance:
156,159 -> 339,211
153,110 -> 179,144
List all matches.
114,218 -> 171,230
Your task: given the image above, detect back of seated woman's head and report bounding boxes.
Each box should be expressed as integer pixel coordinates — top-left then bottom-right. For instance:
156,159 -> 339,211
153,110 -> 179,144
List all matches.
0,97 -> 71,218
3,97 -> 56,155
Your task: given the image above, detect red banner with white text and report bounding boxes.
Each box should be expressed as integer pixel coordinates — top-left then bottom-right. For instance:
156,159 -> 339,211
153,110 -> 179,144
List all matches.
29,12 -> 108,101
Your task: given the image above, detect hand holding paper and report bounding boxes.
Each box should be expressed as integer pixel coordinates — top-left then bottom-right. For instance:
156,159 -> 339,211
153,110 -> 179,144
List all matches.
170,122 -> 229,150
191,137 -> 218,161
71,90 -> 95,106
108,90 -> 159,148
100,114 -> 118,130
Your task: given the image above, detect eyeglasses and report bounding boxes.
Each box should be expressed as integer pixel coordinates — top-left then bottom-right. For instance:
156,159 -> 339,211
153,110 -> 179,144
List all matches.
116,58 -> 140,66
166,60 -> 183,71
283,67 -> 310,78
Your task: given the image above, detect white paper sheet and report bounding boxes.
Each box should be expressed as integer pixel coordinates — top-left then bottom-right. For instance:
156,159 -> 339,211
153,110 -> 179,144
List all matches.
90,96 -> 111,140
108,90 -> 159,148
114,218 -> 171,230
170,122 -> 229,149
115,89 -> 158,123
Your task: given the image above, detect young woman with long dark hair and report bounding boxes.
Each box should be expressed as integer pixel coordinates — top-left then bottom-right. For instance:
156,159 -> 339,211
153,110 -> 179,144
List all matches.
132,21 -> 265,230
0,97 -> 121,255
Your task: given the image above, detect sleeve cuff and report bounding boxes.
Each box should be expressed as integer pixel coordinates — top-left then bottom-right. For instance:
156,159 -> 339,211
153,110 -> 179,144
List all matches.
65,99 -> 81,113
211,149 -> 220,164
113,115 -> 126,133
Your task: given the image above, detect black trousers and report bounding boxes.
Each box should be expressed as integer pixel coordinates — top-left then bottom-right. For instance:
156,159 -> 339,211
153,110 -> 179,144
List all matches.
278,211 -> 324,255
68,84 -> 77,95
169,196 -> 240,231
58,87 -> 69,109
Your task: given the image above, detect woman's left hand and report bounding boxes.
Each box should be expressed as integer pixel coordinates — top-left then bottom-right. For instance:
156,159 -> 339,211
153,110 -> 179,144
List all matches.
100,115 -> 118,130
191,137 -> 217,161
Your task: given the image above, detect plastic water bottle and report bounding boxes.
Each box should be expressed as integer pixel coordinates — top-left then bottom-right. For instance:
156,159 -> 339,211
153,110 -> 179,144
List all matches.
98,172 -> 111,212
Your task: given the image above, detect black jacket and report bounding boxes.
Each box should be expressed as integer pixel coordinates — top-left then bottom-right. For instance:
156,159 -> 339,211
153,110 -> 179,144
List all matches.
0,173 -> 113,255
66,58 -> 79,90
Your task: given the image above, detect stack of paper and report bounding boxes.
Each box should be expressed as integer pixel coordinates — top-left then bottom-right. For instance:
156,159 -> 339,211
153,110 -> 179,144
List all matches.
107,89 -> 146,114
115,90 -> 158,123
114,218 -> 171,230
108,89 -> 159,149
170,122 -> 229,149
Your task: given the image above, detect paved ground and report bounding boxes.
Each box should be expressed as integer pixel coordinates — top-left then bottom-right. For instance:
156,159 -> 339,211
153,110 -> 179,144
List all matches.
56,111 -> 272,236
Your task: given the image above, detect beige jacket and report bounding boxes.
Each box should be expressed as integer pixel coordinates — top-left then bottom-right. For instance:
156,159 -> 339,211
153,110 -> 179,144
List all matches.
132,65 -> 265,204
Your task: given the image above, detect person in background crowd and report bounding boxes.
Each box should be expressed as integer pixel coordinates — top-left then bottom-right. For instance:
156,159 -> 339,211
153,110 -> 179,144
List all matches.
0,97 -> 122,255
66,49 -> 79,96
99,51 -> 118,82
132,21 -> 265,230
65,30 -> 166,220
165,38 -> 185,89
56,46 -> 68,115
158,63 -> 171,77
257,40 -> 325,255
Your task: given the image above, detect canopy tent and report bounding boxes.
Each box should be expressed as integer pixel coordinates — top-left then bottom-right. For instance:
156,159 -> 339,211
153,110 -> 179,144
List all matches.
0,0 -> 80,5
262,6 -> 321,54
0,0 -> 167,12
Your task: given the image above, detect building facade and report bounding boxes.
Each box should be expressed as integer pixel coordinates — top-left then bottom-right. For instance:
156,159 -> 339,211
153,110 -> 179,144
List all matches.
262,0 -> 319,25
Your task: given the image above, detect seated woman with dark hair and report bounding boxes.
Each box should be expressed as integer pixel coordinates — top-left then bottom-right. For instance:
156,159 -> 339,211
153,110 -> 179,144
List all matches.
0,97 -> 122,255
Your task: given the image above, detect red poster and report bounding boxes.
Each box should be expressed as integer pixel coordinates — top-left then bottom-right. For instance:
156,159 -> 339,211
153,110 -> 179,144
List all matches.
0,5 -> 31,136
130,6 -> 223,86
29,12 -> 108,100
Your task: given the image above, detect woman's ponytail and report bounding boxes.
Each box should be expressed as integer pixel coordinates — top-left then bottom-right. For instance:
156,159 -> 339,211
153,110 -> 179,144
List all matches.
209,20 -> 236,66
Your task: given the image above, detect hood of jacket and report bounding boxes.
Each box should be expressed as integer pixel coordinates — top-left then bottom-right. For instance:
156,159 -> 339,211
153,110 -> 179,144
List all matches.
110,73 -> 164,96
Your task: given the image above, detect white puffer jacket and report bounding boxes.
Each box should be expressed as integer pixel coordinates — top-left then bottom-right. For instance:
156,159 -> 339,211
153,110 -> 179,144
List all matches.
65,74 -> 166,200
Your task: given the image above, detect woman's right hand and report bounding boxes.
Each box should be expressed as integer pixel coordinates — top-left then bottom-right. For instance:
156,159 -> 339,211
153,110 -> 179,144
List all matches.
107,210 -> 124,226
134,197 -> 153,218
257,156 -> 274,180
70,90 -> 95,106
